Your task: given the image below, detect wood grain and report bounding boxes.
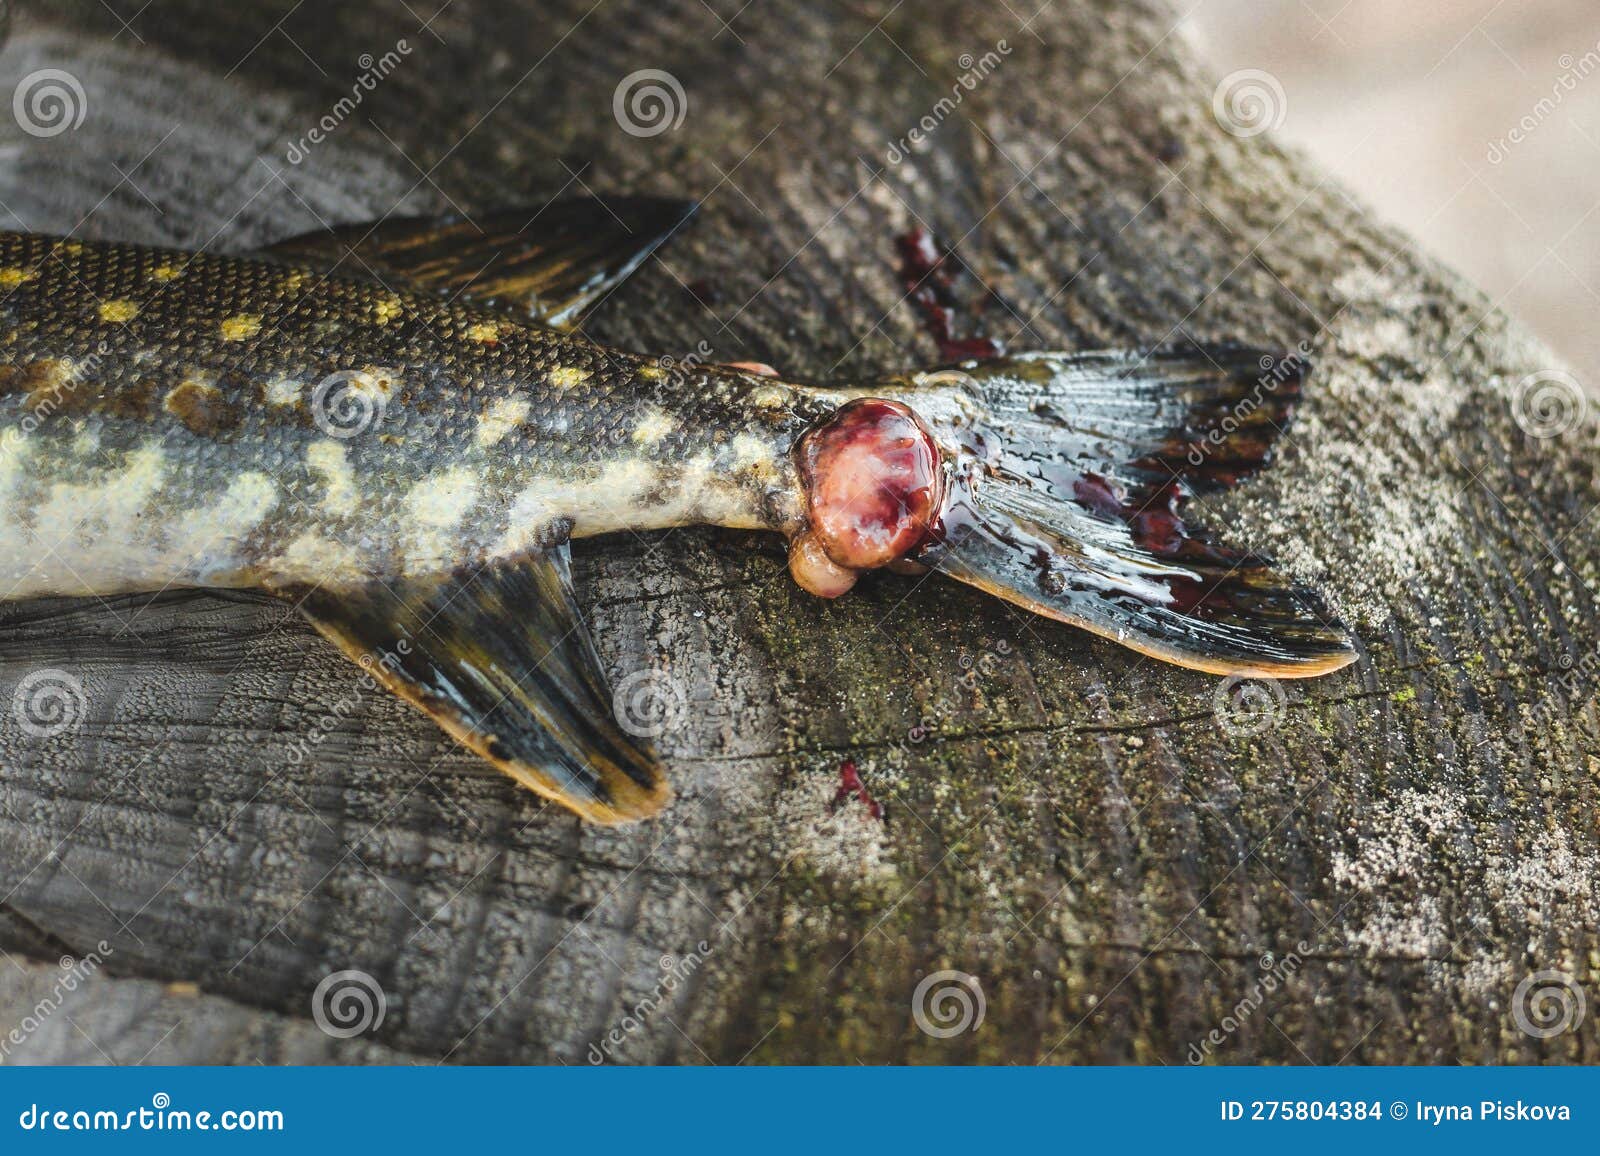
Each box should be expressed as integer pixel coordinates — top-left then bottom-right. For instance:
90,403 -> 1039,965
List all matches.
0,0 -> 1595,1064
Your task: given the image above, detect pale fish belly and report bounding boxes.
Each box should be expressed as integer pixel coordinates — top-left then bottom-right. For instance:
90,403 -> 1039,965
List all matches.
0,421 -> 799,601
0,432 -> 288,599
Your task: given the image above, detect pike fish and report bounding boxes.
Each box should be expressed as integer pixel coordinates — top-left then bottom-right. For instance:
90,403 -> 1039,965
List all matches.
0,197 -> 1356,823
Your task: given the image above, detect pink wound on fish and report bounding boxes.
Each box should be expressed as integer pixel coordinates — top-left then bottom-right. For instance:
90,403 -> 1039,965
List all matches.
789,398 -> 944,597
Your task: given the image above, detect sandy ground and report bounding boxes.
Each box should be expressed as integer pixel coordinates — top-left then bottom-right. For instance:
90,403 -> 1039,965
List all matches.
1186,0 -> 1600,389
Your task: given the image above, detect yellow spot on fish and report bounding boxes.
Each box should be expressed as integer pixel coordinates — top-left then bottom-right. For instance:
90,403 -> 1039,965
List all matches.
0,267 -> 36,289
632,408 -> 675,445
372,297 -> 403,325
636,364 -> 666,382
149,264 -> 182,283
476,395 -> 530,448
219,314 -> 263,341
265,377 -> 302,407
548,366 -> 591,389
465,321 -> 501,343
98,299 -> 139,323
306,440 -> 358,515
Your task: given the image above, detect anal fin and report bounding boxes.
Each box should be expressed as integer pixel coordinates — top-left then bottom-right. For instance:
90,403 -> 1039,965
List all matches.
288,548 -> 669,824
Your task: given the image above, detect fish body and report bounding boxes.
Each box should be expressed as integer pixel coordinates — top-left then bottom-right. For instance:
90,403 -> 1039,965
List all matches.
0,202 -> 1356,822
0,230 -> 832,599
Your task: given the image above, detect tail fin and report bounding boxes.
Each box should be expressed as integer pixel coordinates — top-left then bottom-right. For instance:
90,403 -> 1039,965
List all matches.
904,345 -> 1356,677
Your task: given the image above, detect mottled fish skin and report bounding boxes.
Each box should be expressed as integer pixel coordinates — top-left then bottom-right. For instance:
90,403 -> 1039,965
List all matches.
0,231 -> 843,600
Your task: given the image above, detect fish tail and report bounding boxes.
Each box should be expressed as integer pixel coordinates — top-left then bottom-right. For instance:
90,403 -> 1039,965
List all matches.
877,344 -> 1357,676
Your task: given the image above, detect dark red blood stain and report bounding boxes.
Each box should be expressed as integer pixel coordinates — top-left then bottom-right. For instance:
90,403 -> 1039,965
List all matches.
893,228 -> 1004,363
831,759 -> 885,821
1072,472 -> 1242,567
801,398 -> 945,568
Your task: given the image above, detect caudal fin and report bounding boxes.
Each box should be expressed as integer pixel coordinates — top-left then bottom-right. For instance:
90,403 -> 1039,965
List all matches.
905,345 -> 1357,677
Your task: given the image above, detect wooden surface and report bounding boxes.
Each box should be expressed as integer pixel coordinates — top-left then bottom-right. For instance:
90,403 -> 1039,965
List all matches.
0,0 -> 1596,1064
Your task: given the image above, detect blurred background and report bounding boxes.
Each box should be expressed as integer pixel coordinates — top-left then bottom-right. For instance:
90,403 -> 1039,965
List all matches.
1186,0 -> 1600,388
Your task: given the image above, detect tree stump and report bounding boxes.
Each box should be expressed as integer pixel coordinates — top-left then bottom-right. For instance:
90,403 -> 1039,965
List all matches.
0,0 -> 1595,1064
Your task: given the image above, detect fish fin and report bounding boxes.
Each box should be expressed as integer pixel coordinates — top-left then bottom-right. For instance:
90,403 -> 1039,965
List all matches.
259,196 -> 696,327
924,476 -> 1356,676
288,547 -> 669,824
943,343 -> 1306,496
902,344 -> 1354,675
